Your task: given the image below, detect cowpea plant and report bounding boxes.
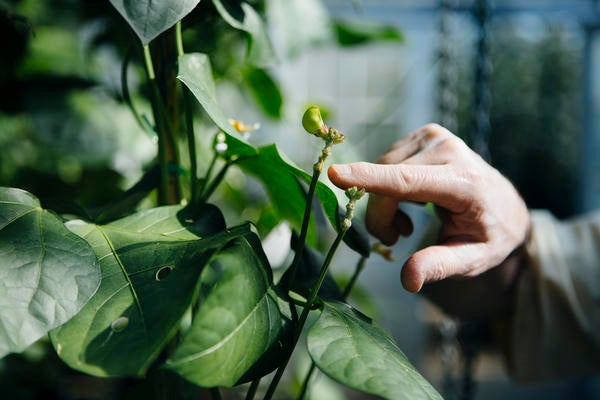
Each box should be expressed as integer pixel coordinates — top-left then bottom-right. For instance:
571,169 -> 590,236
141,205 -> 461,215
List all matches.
0,1 -> 442,399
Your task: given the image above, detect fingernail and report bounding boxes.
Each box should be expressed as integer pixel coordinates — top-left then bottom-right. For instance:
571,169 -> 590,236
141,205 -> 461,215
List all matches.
331,164 -> 350,176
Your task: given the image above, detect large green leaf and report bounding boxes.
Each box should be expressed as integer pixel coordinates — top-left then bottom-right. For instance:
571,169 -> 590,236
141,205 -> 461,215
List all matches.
0,187 -> 100,358
50,204 -> 248,377
109,0 -> 202,45
178,53 -> 239,137
212,0 -> 275,66
166,232 -> 281,387
308,301 -> 443,400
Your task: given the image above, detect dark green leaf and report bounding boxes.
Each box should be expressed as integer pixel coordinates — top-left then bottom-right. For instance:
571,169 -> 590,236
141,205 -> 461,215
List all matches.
334,18 -> 403,47
308,301 -> 443,400
50,204 -> 249,377
279,232 -> 343,301
212,0 -> 275,66
242,66 -> 282,119
109,0 -> 202,45
0,187 -> 100,358
178,53 -> 239,137
166,232 -> 282,387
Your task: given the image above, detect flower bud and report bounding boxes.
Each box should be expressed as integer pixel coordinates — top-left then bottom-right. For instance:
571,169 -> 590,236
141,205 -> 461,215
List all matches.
302,105 -> 325,135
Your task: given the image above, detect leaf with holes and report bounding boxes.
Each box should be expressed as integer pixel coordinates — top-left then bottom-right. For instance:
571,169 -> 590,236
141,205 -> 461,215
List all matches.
109,0 -> 202,45
49,204 -> 249,377
0,187 -> 100,358
308,301 -> 443,400
166,233 -> 282,387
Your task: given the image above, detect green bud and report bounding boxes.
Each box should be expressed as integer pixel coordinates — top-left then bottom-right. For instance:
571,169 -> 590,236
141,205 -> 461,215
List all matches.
302,105 -> 325,134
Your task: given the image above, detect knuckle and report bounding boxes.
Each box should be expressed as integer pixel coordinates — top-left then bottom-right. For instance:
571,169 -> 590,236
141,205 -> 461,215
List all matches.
439,134 -> 466,154
376,152 -> 396,165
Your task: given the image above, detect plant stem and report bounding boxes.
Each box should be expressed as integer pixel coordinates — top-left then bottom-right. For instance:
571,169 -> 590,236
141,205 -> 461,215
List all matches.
245,379 -> 260,400
174,21 -> 198,204
183,91 -> 197,203
199,162 -> 231,203
121,47 -> 154,136
297,363 -> 317,400
342,256 -> 367,300
282,163 -> 321,296
263,225 -> 350,400
175,21 -> 184,57
143,45 -> 156,80
199,152 -> 218,199
143,44 -> 169,204
296,255 -> 368,400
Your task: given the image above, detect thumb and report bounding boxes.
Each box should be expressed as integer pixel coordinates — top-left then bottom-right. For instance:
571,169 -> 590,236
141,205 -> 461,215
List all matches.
401,242 -> 490,292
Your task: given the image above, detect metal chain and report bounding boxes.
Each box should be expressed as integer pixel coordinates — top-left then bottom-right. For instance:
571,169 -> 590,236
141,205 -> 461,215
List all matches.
472,0 -> 492,161
437,0 -> 459,134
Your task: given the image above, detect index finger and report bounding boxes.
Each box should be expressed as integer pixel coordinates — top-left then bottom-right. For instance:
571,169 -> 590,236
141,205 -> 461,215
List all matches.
327,162 -> 470,213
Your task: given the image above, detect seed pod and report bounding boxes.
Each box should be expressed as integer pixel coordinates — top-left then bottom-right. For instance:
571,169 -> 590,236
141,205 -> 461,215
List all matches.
302,105 -> 325,135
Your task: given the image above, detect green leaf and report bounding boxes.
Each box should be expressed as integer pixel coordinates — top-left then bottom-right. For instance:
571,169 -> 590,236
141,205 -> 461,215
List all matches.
212,0 -> 275,66
308,301 -> 443,400
166,232 -> 282,387
178,53 -> 239,137
50,204 -> 249,377
242,66 -> 283,119
0,187 -> 100,358
334,18 -> 403,47
279,232 -> 343,301
109,0 -> 202,45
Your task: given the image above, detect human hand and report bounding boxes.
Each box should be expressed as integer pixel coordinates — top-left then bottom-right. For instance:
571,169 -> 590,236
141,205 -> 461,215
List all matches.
328,124 -> 530,293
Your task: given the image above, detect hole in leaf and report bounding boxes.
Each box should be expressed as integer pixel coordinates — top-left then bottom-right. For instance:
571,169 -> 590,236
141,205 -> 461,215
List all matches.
111,316 -> 129,333
155,266 -> 173,281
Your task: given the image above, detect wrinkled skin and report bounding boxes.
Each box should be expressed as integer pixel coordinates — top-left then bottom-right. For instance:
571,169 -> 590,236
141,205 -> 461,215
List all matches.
328,124 -> 530,317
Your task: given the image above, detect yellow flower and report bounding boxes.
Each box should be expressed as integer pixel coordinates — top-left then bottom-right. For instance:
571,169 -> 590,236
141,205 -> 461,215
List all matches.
229,119 -> 260,134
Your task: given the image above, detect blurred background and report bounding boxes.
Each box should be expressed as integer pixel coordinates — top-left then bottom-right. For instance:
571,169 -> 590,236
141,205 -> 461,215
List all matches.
0,0 -> 599,399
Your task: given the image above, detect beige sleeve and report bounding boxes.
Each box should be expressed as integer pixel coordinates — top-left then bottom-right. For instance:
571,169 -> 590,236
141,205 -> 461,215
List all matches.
508,209 -> 600,381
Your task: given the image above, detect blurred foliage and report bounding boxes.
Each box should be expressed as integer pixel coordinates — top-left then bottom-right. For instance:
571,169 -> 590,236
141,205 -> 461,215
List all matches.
454,23 -> 581,218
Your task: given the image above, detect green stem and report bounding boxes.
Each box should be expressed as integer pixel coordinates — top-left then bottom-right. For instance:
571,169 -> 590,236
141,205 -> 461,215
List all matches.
199,162 -> 231,203
143,44 -> 169,204
296,255 -> 368,400
283,164 -> 321,296
175,21 -> 184,57
245,379 -> 260,400
297,363 -> 317,400
263,225 -> 350,400
184,91 -> 197,204
342,256 -> 367,299
121,47 -> 154,136
143,45 -> 156,80
199,152 -> 218,199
